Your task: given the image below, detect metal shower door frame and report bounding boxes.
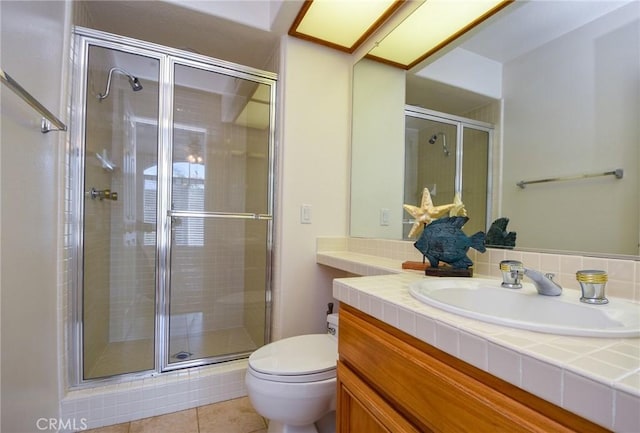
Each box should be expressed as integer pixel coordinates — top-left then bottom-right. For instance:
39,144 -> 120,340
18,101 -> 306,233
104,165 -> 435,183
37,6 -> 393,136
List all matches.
404,105 -> 494,232
69,27 -> 276,387
159,54 -> 276,372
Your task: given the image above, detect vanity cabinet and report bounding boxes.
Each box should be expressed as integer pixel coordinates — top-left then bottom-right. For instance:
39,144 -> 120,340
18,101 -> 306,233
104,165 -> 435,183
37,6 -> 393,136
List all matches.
337,304 -> 609,433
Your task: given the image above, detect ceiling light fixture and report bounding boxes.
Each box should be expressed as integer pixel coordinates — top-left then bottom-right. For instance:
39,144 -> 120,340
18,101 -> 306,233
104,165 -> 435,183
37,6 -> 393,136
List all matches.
367,0 -> 513,69
289,0 -> 405,53
289,0 -> 513,69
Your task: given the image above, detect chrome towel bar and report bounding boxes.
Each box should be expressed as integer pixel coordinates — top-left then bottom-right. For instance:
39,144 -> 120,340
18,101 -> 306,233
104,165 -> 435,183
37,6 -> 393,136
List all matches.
0,68 -> 67,133
517,168 -> 623,189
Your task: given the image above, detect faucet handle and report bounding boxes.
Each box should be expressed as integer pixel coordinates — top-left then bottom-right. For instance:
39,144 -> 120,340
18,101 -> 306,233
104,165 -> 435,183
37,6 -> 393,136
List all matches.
499,260 -> 524,289
577,270 -> 609,304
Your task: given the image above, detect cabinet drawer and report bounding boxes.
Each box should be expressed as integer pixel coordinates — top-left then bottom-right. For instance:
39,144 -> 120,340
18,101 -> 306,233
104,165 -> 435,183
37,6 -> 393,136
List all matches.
338,360 -> 421,433
338,304 -> 607,433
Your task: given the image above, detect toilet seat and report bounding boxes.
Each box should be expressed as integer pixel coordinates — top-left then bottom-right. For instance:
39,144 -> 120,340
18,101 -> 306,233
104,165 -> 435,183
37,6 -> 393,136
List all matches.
248,334 -> 337,383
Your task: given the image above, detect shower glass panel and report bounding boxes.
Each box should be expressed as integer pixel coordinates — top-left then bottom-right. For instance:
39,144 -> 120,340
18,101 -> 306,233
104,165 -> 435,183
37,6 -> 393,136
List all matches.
461,127 -> 490,235
82,45 -> 159,379
168,218 -> 268,363
167,63 -> 271,366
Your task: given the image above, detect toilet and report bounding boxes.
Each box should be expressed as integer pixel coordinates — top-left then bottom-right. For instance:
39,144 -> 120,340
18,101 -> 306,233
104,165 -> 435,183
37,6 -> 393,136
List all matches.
245,314 -> 339,433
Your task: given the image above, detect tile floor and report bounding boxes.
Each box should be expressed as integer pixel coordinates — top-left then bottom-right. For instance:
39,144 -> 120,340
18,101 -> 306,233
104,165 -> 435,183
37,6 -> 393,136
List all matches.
82,397 -> 267,433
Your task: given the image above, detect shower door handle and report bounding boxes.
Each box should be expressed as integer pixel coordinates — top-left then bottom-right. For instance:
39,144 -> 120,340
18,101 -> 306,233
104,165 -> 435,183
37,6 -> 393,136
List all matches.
167,210 -> 272,220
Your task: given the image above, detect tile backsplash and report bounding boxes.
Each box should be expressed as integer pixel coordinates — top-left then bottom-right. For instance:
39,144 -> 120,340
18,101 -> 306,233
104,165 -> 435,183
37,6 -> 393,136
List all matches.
317,237 -> 639,302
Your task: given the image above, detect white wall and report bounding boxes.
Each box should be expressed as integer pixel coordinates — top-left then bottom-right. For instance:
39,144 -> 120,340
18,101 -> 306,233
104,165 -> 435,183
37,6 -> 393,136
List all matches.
273,36 -> 352,339
0,1 -> 70,432
415,47 -> 502,99
502,2 -> 639,255
350,59 -> 406,239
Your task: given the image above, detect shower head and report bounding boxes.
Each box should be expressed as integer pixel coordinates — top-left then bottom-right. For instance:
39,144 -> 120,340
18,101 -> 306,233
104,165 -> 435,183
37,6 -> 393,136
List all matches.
128,76 -> 143,92
428,132 -> 450,157
98,67 -> 143,100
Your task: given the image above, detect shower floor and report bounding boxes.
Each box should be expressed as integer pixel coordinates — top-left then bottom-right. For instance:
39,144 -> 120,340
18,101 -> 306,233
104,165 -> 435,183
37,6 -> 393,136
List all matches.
86,327 -> 259,379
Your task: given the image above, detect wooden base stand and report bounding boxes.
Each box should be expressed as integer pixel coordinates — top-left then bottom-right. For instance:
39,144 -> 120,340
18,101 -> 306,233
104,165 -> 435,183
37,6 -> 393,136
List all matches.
424,267 -> 473,277
402,261 -> 473,277
401,261 -> 429,271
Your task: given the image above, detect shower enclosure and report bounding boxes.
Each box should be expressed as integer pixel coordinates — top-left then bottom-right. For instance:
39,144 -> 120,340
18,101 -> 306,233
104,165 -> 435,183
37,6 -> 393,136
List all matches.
70,28 -> 275,384
403,106 -> 493,239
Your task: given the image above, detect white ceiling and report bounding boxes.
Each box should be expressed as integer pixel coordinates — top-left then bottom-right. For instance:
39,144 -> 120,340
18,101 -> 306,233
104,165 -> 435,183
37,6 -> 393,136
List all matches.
162,0 -> 284,32
457,0 -> 632,63
81,0 -> 632,71
406,0 -> 633,114
78,0 -> 303,71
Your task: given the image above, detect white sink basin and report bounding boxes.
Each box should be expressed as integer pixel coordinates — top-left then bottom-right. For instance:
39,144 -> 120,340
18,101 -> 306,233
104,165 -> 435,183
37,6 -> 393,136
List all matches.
408,277 -> 640,337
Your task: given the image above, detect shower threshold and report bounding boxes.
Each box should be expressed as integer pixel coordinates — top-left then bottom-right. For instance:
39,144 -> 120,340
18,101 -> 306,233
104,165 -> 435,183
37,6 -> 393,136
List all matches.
86,327 -> 258,379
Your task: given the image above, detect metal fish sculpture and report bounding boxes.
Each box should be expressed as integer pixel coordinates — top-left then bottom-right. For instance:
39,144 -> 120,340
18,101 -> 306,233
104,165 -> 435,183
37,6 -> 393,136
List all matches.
414,216 -> 486,269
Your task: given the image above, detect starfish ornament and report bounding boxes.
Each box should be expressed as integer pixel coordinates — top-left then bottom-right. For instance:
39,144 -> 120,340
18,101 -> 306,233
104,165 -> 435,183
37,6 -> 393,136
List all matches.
449,192 -> 467,217
403,188 -> 460,238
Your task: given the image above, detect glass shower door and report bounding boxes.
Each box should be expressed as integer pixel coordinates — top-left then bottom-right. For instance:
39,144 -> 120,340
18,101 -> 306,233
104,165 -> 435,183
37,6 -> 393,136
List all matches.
461,127 -> 490,235
166,62 -> 273,366
82,45 -> 160,379
73,28 -> 277,385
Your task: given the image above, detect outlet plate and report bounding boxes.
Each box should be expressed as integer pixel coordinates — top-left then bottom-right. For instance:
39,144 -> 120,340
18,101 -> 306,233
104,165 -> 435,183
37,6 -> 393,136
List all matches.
300,204 -> 312,224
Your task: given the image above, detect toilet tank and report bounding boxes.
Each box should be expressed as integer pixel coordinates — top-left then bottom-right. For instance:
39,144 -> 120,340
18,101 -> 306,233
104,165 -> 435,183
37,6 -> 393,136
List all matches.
327,313 -> 339,339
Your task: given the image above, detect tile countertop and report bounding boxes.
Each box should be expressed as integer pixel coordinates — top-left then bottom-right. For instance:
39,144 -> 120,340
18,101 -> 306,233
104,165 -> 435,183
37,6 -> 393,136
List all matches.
322,251 -> 640,432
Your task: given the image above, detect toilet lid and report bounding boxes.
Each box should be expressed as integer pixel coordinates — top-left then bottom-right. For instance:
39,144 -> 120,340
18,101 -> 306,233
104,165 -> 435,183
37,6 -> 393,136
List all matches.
248,334 -> 337,378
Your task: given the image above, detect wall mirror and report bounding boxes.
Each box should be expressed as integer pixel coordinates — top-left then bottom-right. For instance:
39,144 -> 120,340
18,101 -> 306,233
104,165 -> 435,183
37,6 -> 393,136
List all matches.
350,0 -> 639,258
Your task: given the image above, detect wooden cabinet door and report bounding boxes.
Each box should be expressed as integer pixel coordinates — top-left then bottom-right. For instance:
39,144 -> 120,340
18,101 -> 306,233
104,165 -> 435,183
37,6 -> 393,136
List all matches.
337,361 -> 423,433
338,304 -> 608,433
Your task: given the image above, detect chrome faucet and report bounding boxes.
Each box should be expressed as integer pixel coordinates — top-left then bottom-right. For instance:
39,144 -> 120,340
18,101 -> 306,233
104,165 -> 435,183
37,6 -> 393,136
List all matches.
523,268 -> 562,296
499,261 -> 562,296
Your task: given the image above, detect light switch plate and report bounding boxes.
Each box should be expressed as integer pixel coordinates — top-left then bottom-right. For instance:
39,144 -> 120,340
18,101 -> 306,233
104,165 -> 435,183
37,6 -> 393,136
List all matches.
380,208 -> 390,226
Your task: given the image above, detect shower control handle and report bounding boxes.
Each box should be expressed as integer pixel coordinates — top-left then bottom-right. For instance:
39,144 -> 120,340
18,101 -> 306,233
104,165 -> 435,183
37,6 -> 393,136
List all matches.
89,187 -> 118,201
104,189 -> 118,201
